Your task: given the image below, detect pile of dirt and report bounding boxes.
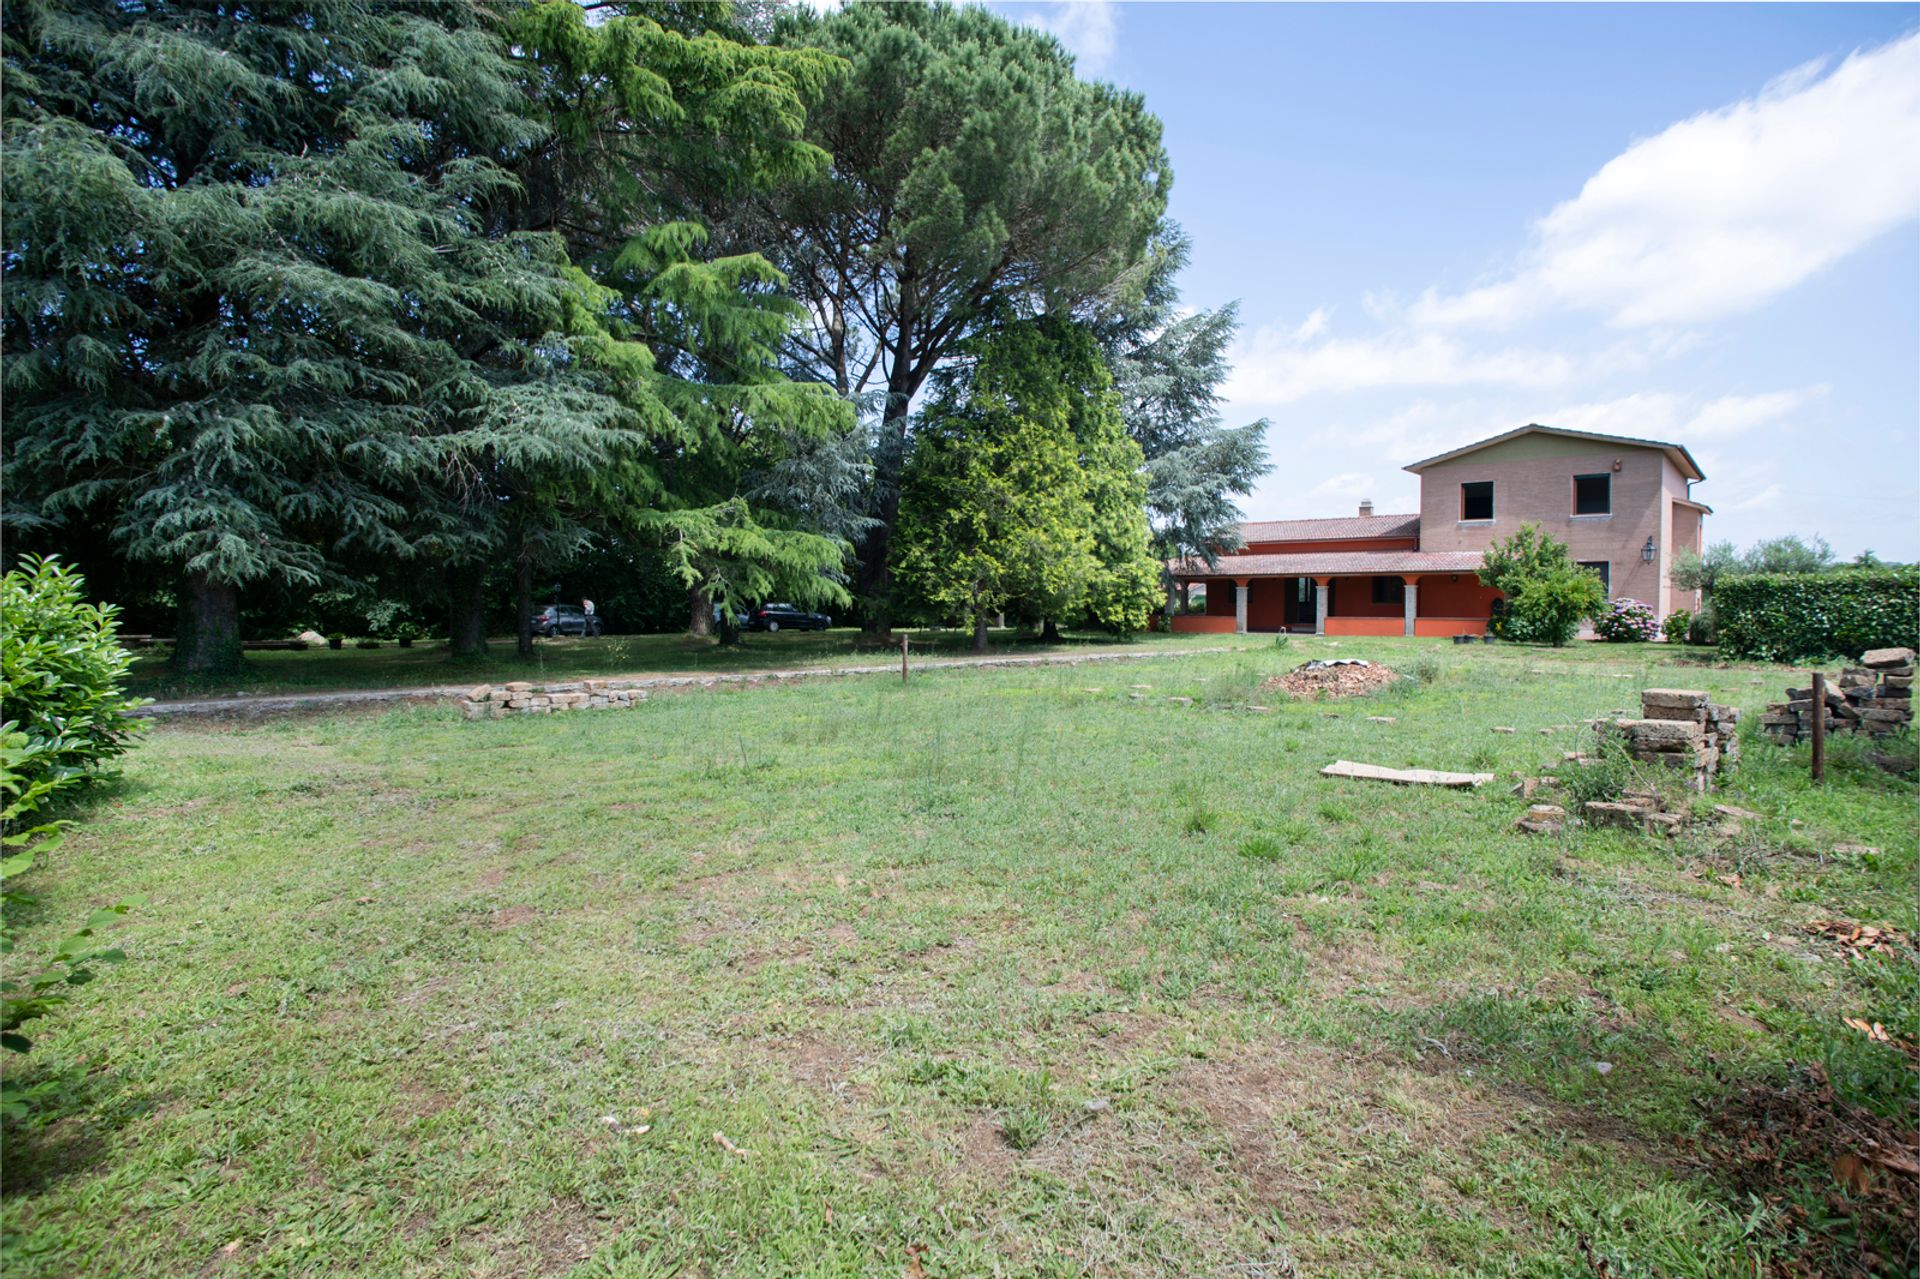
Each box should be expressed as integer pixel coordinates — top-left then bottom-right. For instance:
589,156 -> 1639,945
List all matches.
1264,658 -> 1398,700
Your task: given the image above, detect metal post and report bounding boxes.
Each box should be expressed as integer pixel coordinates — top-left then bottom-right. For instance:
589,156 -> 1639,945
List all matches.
1810,670 -> 1826,783
901,634 -> 909,685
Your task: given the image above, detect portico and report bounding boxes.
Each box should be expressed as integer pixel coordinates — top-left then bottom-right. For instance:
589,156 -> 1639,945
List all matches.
1171,552 -> 1498,637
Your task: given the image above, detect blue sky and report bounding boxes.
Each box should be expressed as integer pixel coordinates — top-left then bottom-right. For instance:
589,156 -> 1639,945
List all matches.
996,2 -> 1920,558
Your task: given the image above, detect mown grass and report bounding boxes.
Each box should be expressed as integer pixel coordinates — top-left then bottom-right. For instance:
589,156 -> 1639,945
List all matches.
125,627 -> 1236,702
6,638 -> 1914,1277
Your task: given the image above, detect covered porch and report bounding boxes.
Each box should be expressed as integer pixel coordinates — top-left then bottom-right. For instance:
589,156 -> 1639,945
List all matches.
1169,551 -> 1498,637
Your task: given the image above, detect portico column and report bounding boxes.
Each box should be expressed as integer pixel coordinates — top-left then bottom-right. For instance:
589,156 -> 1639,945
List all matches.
1402,575 -> 1420,637
1313,577 -> 1331,636
1234,578 -> 1249,635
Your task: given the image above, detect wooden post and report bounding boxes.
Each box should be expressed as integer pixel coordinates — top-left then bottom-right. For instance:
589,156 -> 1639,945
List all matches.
1810,670 -> 1826,783
901,634 -> 909,684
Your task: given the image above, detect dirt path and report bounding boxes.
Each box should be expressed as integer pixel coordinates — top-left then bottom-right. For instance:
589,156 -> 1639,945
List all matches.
136,646 -> 1237,719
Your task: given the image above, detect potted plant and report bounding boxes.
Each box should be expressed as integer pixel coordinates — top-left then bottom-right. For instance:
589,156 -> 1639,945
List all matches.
327,632 -> 345,650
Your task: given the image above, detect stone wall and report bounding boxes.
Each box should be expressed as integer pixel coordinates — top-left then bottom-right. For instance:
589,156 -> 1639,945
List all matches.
1758,647 -> 1914,744
461,680 -> 648,719
1598,687 -> 1740,792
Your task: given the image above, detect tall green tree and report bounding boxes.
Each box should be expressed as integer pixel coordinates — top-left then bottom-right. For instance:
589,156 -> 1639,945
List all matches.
765,1 -> 1170,631
896,318 -> 1158,649
1,0 -> 655,672
498,2 -> 858,645
1096,230 -> 1270,612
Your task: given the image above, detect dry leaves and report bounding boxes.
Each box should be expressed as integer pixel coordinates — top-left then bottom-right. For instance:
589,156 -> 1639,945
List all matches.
1804,919 -> 1912,956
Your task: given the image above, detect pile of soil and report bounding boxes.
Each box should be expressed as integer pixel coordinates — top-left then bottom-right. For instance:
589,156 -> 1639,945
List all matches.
1264,658 -> 1398,700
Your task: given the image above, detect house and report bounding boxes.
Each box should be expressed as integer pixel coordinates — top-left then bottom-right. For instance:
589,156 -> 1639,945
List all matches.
1170,424 -> 1710,636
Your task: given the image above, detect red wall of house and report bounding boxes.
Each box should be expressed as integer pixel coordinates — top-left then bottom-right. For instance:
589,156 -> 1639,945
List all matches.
1243,536 -> 1419,555
1328,578 -> 1402,618
1415,574 -> 1502,618
1204,586 -> 1235,617
1172,615 -> 1236,634
1247,579 -> 1291,630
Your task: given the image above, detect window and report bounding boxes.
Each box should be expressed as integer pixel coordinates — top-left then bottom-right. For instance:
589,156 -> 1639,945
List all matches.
1370,576 -> 1405,606
1578,560 -> 1611,594
1573,473 -> 1611,516
1461,481 -> 1494,522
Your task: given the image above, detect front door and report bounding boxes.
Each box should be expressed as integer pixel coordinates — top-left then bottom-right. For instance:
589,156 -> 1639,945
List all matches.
1283,577 -> 1317,628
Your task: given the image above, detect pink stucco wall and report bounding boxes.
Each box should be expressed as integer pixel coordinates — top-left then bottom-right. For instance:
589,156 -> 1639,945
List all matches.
1414,434 -> 1701,616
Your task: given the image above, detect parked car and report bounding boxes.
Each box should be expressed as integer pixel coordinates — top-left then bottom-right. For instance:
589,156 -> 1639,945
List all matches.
744,603 -> 831,632
532,604 -> 604,637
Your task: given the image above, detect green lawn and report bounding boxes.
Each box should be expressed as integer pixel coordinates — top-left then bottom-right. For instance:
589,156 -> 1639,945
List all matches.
6,638 -> 1915,1277
126,628 -> 1241,702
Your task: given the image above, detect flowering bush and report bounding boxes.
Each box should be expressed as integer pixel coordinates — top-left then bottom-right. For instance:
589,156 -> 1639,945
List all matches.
1592,597 -> 1659,642
1662,609 -> 1694,644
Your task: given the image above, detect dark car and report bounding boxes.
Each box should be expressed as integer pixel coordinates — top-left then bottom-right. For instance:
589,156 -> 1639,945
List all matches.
744,603 -> 831,632
532,604 -> 603,637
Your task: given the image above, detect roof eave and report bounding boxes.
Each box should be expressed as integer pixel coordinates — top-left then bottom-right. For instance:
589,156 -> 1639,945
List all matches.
1402,423 -> 1706,483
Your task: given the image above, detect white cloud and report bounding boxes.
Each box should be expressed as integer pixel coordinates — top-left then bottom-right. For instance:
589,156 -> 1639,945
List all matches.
1291,306 -> 1331,342
1309,472 -> 1376,498
1539,385 -> 1827,442
1223,321 -> 1632,404
1411,31 -> 1920,330
1019,1 -> 1117,74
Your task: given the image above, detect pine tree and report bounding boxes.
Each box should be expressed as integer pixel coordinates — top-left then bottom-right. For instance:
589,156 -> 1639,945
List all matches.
1098,228 -> 1271,613
498,2 -> 857,645
764,1 -> 1170,631
2,0 -> 647,672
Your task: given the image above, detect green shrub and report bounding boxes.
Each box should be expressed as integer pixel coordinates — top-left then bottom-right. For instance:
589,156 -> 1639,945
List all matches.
1663,609 -> 1694,644
1478,524 -> 1606,646
1715,569 -> 1920,662
0,556 -> 146,792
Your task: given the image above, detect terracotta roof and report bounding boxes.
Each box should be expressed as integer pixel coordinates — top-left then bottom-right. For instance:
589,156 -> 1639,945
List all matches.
1237,513 -> 1420,543
1403,424 -> 1706,483
1172,550 -> 1487,579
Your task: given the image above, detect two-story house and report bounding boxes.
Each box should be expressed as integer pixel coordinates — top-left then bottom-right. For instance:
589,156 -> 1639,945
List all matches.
1170,424 -> 1711,636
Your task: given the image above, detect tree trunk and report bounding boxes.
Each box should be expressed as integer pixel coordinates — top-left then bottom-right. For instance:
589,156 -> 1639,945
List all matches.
514,556 -> 534,658
687,584 -> 714,638
1041,618 -> 1062,643
446,563 -> 488,659
171,570 -> 243,675
857,389 -> 915,636
972,608 -> 989,652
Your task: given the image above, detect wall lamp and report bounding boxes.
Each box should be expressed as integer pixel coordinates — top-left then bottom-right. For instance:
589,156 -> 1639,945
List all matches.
1642,536 -> 1656,563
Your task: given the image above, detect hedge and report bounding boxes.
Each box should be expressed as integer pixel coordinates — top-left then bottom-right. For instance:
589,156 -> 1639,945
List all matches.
1714,568 -> 1920,662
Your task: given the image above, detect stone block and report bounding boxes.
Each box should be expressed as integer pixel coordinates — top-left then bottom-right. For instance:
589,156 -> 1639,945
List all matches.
1861,647 -> 1916,669
1645,812 -> 1686,836
467,684 -> 493,701
505,681 -> 533,693
1618,718 -> 1702,749
1641,688 -> 1709,711
460,700 -> 485,720
1515,804 -> 1566,835
1584,801 -> 1649,830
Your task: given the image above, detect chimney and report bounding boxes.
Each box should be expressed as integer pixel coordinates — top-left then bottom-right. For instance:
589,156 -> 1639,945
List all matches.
1358,499 -> 1374,517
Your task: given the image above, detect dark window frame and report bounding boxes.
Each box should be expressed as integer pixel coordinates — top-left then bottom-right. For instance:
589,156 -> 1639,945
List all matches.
1573,472 -> 1612,516
1577,560 -> 1611,594
1460,481 -> 1494,522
